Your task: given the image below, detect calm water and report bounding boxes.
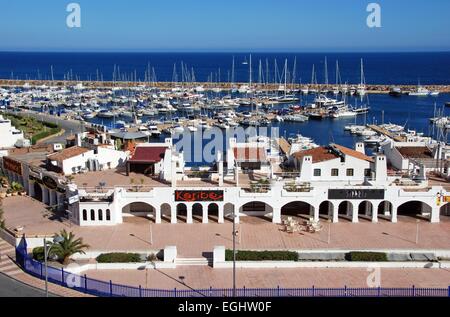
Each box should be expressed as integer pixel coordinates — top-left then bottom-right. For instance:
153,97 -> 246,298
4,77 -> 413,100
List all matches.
1,52 -> 450,85
2,52 -> 449,166
85,92 -> 450,166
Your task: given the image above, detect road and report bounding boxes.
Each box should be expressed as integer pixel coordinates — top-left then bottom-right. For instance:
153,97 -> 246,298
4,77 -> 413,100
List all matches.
0,273 -> 57,297
6,110 -> 85,144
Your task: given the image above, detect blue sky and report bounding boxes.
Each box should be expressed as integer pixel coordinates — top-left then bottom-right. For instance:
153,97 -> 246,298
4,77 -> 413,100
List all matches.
1,0 -> 449,52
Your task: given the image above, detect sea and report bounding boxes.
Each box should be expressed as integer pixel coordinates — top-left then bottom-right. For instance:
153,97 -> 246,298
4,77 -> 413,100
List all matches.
1,52 -> 449,166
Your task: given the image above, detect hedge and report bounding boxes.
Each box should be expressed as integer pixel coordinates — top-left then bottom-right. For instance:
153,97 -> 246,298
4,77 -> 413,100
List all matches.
96,252 -> 142,263
32,247 -> 45,262
345,252 -> 388,262
225,250 -> 298,261
31,128 -> 61,144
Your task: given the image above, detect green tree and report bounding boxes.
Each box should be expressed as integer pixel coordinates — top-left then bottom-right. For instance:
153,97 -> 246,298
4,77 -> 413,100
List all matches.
49,230 -> 90,265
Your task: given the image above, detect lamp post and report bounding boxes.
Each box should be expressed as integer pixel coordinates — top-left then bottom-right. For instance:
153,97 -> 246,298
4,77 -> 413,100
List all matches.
44,236 -> 64,297
232,209 -> 237,297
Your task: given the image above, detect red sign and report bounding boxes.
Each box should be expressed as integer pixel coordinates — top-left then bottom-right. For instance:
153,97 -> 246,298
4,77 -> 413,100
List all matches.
175,190 -> 224,202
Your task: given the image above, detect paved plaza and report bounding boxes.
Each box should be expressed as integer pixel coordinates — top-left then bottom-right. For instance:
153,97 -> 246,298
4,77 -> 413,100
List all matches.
84,267 -> 450,289
3,196 -> 450,257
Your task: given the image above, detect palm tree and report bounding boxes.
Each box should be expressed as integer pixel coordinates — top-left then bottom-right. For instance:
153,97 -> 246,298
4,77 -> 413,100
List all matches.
50,230 -> 90,265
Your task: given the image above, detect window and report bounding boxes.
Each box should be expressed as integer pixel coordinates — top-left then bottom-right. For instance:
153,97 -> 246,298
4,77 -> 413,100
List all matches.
90,209 -> 95,221
106,209 -> 111,221
346,169 -> 354,177
331,169 -> 339,177
98,209 -> 103,221
364,169 -> 372,177
313,169 -> 321,177
82,209 -> 87,221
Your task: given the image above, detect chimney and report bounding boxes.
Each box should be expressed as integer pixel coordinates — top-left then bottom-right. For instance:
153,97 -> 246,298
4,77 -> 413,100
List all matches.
355,142 -> 365,155
76,133 -> 82,147
374,154 -> 387,184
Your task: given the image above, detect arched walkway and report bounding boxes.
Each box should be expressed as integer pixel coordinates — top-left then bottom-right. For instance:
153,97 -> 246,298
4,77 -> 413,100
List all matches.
281,201 -> 315,221
176,203 -> 188,222
33,183 -> 43,202
397,201 -> 432,221
161,203 -> 171,223
440,203 -> 450,217
240,201 -> 273,222
358,201 -> 373,221
208,203 -> 219,222
377,201 -> 393,221
319,201 -> 333,220
192,203 -> 203,223
122,202 -> 156,222
338,201 -> 353,221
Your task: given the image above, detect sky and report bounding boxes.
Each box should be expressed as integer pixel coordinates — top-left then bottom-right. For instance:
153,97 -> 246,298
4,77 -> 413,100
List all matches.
1,0 -> 450,52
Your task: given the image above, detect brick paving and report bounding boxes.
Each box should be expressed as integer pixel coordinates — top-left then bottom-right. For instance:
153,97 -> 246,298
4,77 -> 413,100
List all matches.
3,196 -> 450,257
84,266 -> 450,289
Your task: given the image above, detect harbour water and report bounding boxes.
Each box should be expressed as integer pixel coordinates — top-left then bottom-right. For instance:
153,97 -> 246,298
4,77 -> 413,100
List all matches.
1,52 -> 450,166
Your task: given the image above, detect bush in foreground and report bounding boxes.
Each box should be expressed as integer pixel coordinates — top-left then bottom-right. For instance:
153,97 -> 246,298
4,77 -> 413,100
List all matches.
96,252 -> 142,263
225,250 -> 298,261
345,252 -> 388,262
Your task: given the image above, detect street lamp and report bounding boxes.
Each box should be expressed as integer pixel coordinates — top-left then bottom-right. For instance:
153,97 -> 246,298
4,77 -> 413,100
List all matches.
232,209 -> 238,297
43,235 -> 64,297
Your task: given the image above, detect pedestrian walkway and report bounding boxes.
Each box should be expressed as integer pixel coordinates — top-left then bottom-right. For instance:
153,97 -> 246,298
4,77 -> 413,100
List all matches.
0,238 -> 92,297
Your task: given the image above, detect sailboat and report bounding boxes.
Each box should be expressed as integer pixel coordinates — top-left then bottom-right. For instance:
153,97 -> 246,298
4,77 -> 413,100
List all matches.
357,58 -> 366,96
409,80 -> 429,96
242,56 -> 248,65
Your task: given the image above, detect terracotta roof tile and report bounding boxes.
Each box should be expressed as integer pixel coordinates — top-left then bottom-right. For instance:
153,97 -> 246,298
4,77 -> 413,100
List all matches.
47,146 -> 90,162
333,144 -> 374,163
129,146 -> 167,163
292,147 -> 338,163
396,146 -> 433,159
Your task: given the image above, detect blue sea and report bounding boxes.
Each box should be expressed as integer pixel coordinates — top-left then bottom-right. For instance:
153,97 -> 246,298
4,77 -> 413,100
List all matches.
1,52 -> 450,85
1,52 -> 449,166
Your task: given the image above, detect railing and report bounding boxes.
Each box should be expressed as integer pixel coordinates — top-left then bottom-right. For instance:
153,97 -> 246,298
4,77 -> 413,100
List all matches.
14,245 -> 449,298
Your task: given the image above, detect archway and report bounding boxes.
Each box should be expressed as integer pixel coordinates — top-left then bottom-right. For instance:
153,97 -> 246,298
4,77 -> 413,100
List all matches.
208,203 -> 219,222
192,203 -> 203,223
397,201 -> 432,221
358,201 -> 373,221
33,182 -> 43,202
440,203 -> 450,218
319,201 -> 333,220
161,203 -> 171,223
176,203 -> 188,222
239,201 -> 273,222
338,201 -> 353,221
377,201 -> 393,221
281,201 -> 314,221
122,202 -> 156,222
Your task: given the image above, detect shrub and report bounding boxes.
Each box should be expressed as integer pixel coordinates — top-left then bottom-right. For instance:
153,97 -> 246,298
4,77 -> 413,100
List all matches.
225,250 -> 298,262
32,247 -> 45,261
96,252 -> 142,263
345,252 -> 388,262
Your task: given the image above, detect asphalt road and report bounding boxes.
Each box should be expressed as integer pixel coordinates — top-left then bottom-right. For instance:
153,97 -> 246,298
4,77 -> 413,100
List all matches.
0,273 -> 57,297
5,110 -> 85,144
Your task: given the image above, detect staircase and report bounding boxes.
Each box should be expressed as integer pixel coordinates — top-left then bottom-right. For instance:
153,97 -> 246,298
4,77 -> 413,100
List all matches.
0,239 -> 22,277
175,257 -> 212,266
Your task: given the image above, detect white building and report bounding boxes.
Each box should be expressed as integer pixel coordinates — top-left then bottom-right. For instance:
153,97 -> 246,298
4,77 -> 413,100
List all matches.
0,115 -> 26,148
292,143 -> 377,184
